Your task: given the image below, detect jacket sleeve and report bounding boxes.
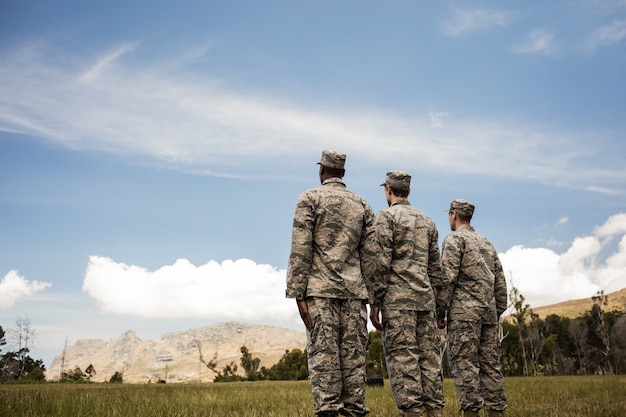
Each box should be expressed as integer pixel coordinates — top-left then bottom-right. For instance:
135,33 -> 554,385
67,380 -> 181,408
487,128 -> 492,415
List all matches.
368,210 -> 394,305
438,234 -> 462,321
359,203 -> 380,305
427,226 -> 445,320
285,193 -> 315,299
491,245 -> 508,317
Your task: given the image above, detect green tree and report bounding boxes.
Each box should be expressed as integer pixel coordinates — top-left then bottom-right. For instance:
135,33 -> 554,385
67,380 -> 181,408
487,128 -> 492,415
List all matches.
213,361 -> 243,382
500,320 -> 523,376
509,285 -> 533,376
109,371 -> 124,383
0,324 -> 46,383
580,296 -> 624,375
366,330 -> 387,379
240,346 -> 261,381
266,348 -> 308,380
544,314 -> 577,375
85,364 -> 96,381
611,314 -> 626,374
62,366 -> 89,383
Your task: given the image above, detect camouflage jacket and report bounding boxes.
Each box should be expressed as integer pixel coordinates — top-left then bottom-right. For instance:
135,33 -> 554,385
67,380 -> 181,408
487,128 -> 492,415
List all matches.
285,178 -> 376,300
370,199 -> 444,312
440,224 -> 499,323
474,230 -> 508,317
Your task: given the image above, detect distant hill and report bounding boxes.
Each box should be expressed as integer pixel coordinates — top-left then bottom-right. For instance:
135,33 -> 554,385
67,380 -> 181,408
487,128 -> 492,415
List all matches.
46,322 -> 306,383
529,288 -> 626,319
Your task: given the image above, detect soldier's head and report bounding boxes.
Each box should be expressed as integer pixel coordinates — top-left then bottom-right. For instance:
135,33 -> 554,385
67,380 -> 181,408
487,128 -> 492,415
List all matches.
381,170 -> 411,206
447,199 -> 474,230
317,149 -> 346,183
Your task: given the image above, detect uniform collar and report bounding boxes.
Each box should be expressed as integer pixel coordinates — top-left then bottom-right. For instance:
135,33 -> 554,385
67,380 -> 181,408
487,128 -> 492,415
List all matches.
390,198 -> 410,206
322,177 -> 346,187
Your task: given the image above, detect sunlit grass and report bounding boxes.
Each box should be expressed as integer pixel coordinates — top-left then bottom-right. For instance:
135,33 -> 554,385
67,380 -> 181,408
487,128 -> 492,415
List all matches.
0,376 -> 624,417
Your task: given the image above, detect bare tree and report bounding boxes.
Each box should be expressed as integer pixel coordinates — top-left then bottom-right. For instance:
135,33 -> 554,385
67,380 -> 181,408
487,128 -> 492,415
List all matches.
590,290 -> 613,374
509,286 -> 530,376
10,316 -> 36,378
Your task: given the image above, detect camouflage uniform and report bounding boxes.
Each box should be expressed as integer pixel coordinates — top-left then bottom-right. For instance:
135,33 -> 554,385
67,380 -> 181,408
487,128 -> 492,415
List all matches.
286,150 -> 375,417
371,171 -> 445,415
440,199 -> 507,414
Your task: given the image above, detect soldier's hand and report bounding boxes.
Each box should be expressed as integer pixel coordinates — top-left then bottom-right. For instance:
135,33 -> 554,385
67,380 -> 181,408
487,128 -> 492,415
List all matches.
436,319 -> 446,329
296,299 -> 313,332
369,305 -> 383,331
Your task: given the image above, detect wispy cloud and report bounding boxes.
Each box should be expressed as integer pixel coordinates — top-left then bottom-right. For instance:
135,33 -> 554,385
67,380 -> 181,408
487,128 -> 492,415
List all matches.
441,6 -> 509,37
0,40 -> 624,192
509,29 -> 559,56
429,111 -> 449,128
556,216 -> 569,226
0,270 -> 52,309
78,43 -> 137,84
583,19 -> 626,51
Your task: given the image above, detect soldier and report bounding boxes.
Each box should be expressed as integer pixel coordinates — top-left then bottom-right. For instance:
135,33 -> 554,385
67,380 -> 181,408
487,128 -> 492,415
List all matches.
286,149 -> 376,417
368,171 -> 445,417
438,199 -> 508,417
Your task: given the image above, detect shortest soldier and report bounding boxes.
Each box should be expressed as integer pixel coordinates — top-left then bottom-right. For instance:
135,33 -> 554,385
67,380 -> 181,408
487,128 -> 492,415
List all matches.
438,199 -> 508,417
369,171 -> 445,417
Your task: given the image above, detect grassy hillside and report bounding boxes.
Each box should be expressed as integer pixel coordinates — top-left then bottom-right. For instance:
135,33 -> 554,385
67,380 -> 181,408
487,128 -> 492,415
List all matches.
530,287 -> 626,319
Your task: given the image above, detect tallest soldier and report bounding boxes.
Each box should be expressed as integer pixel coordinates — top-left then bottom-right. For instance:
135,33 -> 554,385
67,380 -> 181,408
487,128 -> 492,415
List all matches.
286,149 -> 376,417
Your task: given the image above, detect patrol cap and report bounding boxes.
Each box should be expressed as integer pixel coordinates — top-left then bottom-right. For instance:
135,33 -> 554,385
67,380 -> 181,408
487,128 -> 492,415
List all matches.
380,170 -> 411,190
447,199 -> 475,218
317,149 -> 346,169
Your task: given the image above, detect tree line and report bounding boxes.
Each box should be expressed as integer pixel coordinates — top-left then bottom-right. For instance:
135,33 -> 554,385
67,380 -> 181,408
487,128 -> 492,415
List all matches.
2,288 -> 624,384
499,289 -> 626,376
0,317 -> 46,383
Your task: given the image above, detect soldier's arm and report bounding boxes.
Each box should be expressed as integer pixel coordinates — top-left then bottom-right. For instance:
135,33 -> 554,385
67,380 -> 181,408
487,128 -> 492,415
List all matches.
491,245 -> 508,317
428,226 -> 446,318
368,210 -> 394,305
438,234 -> 462,321
285,194 -> 315,299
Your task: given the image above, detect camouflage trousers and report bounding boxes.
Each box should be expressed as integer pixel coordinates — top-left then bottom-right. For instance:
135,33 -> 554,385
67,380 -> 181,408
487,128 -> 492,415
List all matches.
306,297 -> 370,417
381,308 -> 445,413
447,319 -> 507,412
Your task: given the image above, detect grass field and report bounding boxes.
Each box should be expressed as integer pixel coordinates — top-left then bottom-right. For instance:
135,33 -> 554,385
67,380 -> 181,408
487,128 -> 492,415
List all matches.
1,376 -> 625,417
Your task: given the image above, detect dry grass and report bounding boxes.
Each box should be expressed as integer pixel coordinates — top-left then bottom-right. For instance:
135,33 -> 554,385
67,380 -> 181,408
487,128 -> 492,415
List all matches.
530,287 -> 626,319
0,376 -> 624,417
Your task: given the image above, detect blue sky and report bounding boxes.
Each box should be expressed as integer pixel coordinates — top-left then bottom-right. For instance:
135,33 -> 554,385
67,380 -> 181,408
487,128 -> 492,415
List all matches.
1,1 -> 625,369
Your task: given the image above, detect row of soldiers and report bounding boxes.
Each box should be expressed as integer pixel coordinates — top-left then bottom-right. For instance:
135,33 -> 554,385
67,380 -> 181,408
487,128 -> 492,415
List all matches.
286,150 -> 508,417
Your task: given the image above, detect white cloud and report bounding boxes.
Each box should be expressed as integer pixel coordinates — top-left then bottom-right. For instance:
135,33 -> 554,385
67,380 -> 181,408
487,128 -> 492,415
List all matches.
583,19 -> 626,51
442,6 -> 509,37
556,216 -> 569,226
509,29 -> 558,56
82,256 -> 295,321
0,40 -> 624,192
595,213 -> 626,237
0,270 -> 52,309
500,213 -> 626,309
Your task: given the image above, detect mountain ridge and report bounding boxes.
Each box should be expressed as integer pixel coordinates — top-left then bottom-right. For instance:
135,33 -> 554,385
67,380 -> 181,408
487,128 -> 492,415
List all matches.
46,322 -> 306,383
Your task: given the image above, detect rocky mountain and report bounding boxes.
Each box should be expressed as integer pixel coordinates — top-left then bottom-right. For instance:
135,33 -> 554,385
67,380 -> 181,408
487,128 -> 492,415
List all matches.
46,322 -> 306,383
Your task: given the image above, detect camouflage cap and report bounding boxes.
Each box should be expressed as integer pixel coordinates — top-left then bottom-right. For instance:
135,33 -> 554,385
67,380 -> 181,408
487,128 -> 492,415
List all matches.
317,149 -> 346,169
380,170 -> 411,190
448,199 -> 475,218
